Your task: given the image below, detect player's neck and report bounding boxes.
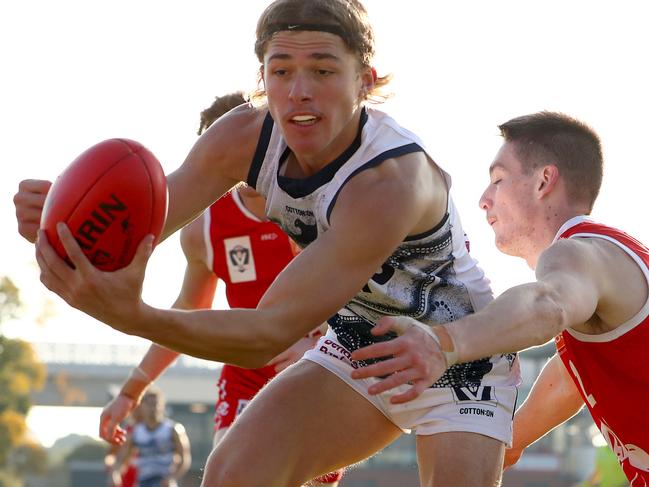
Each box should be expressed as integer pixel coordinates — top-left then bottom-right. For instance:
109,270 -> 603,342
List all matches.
526,207 -> 585,269
144,418 -> 162,430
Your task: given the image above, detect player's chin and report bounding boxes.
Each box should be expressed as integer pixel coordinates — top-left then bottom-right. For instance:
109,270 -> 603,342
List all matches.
495,239 -> 519,258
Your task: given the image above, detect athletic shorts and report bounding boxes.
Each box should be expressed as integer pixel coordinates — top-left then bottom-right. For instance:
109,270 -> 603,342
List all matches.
303,329 -> 518,447
138,476 -> 176,487
214,392 -> 252,434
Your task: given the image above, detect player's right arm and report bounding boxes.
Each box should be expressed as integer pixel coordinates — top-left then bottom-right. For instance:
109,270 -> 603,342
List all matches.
504,353 -> 584,468
99,212 -> 218,444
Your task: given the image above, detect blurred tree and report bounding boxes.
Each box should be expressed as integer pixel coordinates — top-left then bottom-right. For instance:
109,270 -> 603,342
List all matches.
0,277 -> 21,324
0,469 -> 22,487
0,276 -> 46,473
0,411 -> 27,467
9,441 -> 47,476
0,338 -> 45,416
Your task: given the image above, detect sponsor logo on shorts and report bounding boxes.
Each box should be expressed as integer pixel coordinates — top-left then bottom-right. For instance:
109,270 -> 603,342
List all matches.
459,407 -> 494,417
452,386 -> 498,408
318,339 -> 360,369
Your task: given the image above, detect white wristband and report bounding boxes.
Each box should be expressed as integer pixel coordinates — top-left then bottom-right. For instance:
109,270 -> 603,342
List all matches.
426,326 -> 459,368
134,366 -> 153,382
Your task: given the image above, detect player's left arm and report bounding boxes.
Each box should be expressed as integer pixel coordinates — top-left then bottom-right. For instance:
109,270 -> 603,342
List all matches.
352,238 -> 604,401
170,422 -> 191,480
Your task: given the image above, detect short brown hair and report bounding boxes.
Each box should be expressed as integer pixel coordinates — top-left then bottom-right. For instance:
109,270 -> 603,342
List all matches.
499,111 -> 603,212
198,92 -> 248,135
253,0 -> 390,103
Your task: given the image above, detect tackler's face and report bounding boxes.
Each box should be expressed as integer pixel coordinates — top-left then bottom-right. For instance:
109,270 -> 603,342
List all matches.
262,30 -> 373,167
479,142 -> 539,258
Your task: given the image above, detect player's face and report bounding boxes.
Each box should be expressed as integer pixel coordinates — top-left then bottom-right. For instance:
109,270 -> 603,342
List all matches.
479,142 -> 540,258
262,30 -> 373,168
140,394 -> 164,422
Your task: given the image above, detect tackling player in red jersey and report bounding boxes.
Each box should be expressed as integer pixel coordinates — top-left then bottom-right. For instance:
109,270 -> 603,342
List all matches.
352,111 -> 649,485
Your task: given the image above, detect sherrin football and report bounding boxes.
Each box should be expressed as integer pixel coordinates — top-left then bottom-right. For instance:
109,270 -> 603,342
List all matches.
40,138 -> 168,271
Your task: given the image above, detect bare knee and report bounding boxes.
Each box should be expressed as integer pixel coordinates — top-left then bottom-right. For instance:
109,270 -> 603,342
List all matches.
201,448 -> 251,487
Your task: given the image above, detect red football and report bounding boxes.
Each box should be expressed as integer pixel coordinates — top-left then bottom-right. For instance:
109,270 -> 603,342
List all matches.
40,138 -> 168,271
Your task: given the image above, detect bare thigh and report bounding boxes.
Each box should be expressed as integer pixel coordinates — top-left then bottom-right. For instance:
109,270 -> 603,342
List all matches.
416,432 -> 505,487
202,360 -> 402,487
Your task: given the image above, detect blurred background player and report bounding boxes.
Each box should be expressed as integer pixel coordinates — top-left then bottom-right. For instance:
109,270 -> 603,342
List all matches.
99,92 -> 342,486
111,388 -> 191,487
105,402 -> 142,486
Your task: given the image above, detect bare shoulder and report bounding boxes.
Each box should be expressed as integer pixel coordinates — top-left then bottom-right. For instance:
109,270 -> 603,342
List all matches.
191,104 -> 268,182
538,238 -> 594,272
172,421 -> 187,435
540,236 -> 640,275
539,235 -> 648,327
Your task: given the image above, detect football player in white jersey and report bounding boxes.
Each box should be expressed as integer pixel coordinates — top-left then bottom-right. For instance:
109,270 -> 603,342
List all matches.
16,1 -> 518,485
112,389 -> 191,487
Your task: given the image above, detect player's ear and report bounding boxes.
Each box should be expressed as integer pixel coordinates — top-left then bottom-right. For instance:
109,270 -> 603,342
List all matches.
358,66 -> 376,100
537,164 -> 560,198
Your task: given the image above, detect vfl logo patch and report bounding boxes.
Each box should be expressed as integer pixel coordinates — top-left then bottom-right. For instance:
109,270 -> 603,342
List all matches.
452,386 -> 498,408
224,236 -> 257,283
229,245 -> 250,270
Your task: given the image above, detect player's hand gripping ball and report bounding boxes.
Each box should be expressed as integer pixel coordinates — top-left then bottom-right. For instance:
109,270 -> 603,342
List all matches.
40,138 -> 168,271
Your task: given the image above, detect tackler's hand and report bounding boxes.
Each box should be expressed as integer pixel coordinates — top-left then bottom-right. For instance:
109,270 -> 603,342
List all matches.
100,394 -> 137,445
350,316 -> 457,404
35,223 -> 154,331
503,445 -> 525,470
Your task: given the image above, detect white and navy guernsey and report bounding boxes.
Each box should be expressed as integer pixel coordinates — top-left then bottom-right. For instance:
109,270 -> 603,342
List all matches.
247,107 -> 518,389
